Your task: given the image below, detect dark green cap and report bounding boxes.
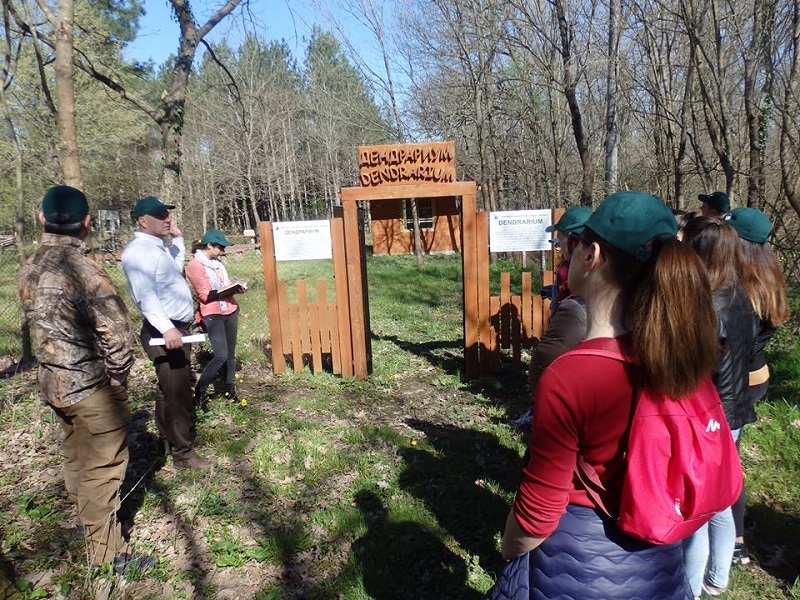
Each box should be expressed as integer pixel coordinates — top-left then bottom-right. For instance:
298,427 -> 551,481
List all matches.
584,191 -> 677,262
41,185 -> 88,225
133,196 -> 175,219
724,207 -> 771,244
201,229 -> 234,247
546,206 -> 592,234
698,191 -> 730,213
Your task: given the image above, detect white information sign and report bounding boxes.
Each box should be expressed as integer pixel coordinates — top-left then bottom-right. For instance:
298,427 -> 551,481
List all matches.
273,220 -> 333,261
489,210 -> 553,252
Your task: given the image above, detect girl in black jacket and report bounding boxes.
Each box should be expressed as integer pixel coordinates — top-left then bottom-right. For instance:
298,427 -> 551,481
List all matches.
682,216 -> 757,598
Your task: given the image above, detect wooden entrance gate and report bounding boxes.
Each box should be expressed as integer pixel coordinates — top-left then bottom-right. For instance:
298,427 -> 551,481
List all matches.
261,196 -> 559,380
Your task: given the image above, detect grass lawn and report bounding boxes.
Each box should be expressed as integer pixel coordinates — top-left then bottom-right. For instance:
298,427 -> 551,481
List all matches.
0,251 -> 798,599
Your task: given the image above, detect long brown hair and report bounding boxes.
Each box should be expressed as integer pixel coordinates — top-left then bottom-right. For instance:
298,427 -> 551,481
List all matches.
738,239 -> 790,327
681,216 -> 742,291
582,230 -> 718,398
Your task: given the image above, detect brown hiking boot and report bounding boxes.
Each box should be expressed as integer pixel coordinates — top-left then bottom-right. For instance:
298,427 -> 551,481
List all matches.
172,450 -> 213,470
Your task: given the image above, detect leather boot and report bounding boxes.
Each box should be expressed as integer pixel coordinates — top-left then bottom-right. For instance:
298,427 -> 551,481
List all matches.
193,385 -> 209,412
224,384 -> 238,403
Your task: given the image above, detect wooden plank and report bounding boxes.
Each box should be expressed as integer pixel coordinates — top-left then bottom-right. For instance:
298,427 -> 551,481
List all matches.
511,296 -> 522,368
289,304 -> 303,372
331,216 -> 353,377
310,304 -> 323,373
258,221 -> 285,374
500,272 -> 511,349
343,199 -> 368,379
295,279 -> 311,354
521,272 -> 532,348
340,181 -> 479,202
490,296 -> 501,371
476,211 -> 491,375
533,295 -> 544,345
296,280 -> 310,354
462,193 -> 479,378
329,303 -> 342,375
317,280 -> 330,353
277,280 -> 290,356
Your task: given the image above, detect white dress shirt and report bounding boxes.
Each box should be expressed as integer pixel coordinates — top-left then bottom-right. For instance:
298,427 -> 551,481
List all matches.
121,231 -> 195,334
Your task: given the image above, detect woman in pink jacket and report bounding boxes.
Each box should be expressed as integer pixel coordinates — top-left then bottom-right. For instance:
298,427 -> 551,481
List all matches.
185,230 -> 243,408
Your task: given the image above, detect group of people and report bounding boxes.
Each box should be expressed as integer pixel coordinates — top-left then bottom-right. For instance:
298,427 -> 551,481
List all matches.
497,190 -> 788,599
18,186 -> 245,573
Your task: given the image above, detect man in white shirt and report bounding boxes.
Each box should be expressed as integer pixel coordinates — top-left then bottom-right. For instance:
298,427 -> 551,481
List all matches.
122,196 -> 211,470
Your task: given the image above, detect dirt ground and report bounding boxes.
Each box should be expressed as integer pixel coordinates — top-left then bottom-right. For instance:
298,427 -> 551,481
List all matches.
0,350 -> 522,599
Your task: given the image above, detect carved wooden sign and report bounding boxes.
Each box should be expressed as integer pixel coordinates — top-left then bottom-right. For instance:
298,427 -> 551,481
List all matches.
358,141 -> 456,187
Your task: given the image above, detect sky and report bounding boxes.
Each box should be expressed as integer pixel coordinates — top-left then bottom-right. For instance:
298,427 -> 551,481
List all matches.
123,0 -> 322,67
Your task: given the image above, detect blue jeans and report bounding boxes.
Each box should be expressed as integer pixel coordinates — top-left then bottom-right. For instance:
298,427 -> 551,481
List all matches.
682,428 -> 741,596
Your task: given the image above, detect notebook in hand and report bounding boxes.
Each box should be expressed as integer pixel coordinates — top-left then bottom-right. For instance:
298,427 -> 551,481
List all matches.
217,281 -> 247,297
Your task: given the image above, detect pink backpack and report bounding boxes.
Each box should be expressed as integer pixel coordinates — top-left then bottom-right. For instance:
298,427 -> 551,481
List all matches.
567,348 -> 744,545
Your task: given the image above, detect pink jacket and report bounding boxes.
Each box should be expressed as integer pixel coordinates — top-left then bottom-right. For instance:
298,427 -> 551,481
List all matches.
186,254 -> 238,318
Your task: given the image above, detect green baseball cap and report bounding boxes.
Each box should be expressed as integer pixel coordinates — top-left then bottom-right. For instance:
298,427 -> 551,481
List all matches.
132,196 -> 175,219
546,206 -> 592,234
698,191 -> 730,213
724,207 -> 771,244
201,229 -> 234,247
584,191 -> 677,262
41,185 -> 89,225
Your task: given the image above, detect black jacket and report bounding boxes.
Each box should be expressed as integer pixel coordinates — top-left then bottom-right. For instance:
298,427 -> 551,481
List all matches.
712,286 -> 757,430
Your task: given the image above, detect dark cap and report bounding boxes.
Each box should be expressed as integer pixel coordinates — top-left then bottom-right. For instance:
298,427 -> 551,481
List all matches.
132,196 -> 175,219
41,185 -> 89,225
201,229 -> 234,247
723,207 -> 771,244
584,191 -> 677,263
546,206 -> 592,234
698,191 -> 730,214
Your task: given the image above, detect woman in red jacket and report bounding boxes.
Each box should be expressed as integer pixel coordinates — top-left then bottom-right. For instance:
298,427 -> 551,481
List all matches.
500,191 -> 718,599
186,230 -> 243,408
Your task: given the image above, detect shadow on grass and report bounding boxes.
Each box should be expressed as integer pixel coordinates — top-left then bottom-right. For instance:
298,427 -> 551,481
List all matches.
744,501 -> 800,586
118,407 -> 166,539
371,332 -> 463,376
350,489 -> 481,600
398,418 -> 522,571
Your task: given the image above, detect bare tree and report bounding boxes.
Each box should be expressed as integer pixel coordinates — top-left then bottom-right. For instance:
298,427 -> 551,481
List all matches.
603,0 -> 621,195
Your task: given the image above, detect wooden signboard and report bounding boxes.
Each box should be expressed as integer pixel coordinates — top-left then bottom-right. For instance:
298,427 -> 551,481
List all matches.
358,141 -> 456,187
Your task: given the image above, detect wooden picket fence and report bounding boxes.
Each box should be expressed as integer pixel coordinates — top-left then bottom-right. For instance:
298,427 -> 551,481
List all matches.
259,217 -> 355,377
472,210 -> 558,375
485,271 -> 553,371
274,279 -> 343,375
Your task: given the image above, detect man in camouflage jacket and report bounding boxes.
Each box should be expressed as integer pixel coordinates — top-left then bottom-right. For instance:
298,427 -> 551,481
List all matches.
18,186 -> 155,574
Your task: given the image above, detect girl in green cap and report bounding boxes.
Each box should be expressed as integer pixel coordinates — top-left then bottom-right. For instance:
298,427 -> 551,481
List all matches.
682,216 -> 756,597
725,208 -> 789,567
186,230 -> 244,408
497,191 -> 717,600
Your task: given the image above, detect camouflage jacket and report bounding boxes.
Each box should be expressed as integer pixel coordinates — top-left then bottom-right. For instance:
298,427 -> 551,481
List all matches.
18,233 -> 135,408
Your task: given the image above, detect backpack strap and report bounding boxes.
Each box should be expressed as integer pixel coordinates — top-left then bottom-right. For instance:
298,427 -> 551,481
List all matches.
563,346 -> 635,520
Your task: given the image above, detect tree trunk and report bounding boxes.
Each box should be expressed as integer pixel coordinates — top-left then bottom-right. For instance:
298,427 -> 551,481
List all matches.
554,0 -> 594,206
54,0 -> 82,187
604,0 -> 620,197
780,0 -> 800,218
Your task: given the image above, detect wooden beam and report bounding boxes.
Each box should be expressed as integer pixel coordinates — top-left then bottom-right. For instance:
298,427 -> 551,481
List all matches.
340,181 -> 479,202
258,221 -> 285,374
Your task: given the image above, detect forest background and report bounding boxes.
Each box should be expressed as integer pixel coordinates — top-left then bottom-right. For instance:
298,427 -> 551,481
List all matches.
1,2 -> 800,598
1,0 -> 800,288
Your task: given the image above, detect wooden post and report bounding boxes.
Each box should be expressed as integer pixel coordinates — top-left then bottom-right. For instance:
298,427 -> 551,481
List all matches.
332,212 -> 355,378
259,221 -> 285,374
344,199 -> 368,379
476,211 -> 491,375
461,189 -> 479,379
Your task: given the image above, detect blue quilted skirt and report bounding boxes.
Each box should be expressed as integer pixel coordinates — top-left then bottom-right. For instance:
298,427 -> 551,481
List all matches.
530,504 -> 692,600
